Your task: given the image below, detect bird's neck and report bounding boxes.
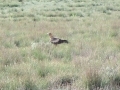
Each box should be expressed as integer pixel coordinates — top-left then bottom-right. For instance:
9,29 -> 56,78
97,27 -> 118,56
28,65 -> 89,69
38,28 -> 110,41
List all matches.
50,35 -> 54,39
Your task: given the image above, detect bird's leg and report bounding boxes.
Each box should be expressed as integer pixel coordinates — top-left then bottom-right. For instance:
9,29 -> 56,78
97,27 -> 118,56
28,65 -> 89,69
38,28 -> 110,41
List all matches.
54,44 -> 57,46
53,43 -> 57,46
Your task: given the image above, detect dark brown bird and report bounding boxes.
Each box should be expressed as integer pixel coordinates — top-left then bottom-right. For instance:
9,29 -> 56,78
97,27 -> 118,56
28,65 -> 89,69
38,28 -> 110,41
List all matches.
48,33 -> 68,46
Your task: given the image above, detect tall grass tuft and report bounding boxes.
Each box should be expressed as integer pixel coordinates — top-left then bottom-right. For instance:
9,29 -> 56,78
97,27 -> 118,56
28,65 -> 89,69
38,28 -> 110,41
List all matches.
85,68 -> 103,90
50,75 -> 77,90
37,65 -> 50,78
111,74 -> 120,89
20,79 -> 39,90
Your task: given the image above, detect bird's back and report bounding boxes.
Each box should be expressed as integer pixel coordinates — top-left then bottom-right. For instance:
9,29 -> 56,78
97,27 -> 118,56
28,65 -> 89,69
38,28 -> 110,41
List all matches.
51,37 -> 60,44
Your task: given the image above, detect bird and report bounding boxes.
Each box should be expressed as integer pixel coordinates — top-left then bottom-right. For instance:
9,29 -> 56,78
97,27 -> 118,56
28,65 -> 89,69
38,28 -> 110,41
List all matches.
48,33 -> 68,46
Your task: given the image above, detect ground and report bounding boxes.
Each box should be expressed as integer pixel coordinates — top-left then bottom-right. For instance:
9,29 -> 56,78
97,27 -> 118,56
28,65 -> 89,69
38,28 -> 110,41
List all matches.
0,0 -> 120,90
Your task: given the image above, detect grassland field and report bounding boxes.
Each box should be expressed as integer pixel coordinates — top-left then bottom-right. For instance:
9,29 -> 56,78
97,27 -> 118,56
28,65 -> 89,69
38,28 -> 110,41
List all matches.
0,0 -> 120,90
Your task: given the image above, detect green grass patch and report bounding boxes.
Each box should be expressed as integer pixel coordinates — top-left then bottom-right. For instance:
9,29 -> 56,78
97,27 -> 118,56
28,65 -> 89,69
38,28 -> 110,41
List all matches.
0,0 -> 120,89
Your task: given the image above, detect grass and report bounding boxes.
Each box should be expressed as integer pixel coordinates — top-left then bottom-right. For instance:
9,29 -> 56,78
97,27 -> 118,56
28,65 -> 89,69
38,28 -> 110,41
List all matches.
0,0 -> 120,90
85,68 -> 103,90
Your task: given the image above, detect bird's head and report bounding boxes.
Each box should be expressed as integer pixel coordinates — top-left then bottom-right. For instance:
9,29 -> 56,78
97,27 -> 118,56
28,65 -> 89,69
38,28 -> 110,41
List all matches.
47,33 -> 53,38
47,33 -> 52,36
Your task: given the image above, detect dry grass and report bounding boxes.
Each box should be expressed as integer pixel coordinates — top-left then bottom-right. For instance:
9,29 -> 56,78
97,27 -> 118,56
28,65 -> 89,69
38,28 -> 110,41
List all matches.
0,0 -> 120,90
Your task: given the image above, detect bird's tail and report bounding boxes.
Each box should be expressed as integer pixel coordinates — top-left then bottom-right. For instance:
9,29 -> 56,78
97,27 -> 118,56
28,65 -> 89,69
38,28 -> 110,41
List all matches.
61,40 -> 69,43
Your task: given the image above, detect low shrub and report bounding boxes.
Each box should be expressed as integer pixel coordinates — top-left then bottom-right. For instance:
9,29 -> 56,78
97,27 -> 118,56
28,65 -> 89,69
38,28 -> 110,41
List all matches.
50,75 -> 77,89
85,69 -> 103,90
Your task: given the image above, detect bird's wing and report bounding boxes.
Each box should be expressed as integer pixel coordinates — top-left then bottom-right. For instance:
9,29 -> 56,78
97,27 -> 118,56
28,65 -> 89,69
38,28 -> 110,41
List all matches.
51,38 -> 60,43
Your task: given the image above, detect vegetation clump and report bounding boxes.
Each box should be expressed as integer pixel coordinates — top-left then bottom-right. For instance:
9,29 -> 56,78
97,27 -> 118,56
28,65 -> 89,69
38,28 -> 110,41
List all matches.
0,0 -> 120,89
